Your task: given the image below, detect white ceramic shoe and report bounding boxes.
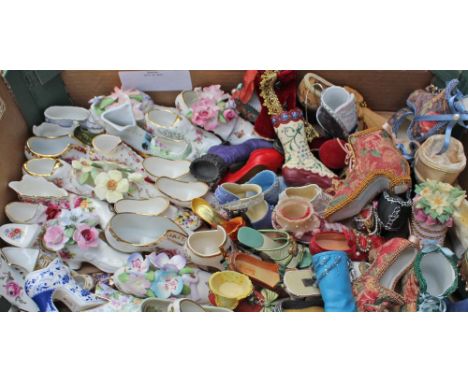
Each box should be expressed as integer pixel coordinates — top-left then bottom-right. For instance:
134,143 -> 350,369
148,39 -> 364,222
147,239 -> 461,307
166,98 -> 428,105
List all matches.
141,297 -> 231,312
105,213 -> 187,253
143,156 -> 194,181
33,122 -> 77,137
0,251 -> 39,311
25,135 -> 85,161
9,174 -> 69,203
0,223 -> 41,248
145,106 -> 222,158
156,177 -> 209,208
44,105 -> 90,127
1,247 -> 40,273
5,202 -> 47,224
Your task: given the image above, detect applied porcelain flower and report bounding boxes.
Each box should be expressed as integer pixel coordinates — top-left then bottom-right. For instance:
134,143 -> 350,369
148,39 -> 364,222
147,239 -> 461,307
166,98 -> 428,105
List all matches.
43,225 -> 68,251
72,159 -> 93,173
200,85 -> 225,101
127,253 -> 149,273
148,252 -> 186,272
191,98 -> 218,130
73,224 -> 99,250
426,192 -> 450,215
128,172 -> 144,183
94,170 -> 129,203
59,207 -> 96,226
151,271 -> 184,299
223,108 -> 237,122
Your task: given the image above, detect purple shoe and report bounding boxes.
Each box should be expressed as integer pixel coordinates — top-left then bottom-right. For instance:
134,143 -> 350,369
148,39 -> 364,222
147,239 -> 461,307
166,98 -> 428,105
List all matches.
189,139 -> 273,184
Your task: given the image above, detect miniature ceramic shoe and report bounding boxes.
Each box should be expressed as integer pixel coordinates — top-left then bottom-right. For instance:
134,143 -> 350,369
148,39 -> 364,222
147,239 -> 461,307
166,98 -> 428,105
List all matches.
272,108 -> 337,189
33,122 -> 76,137
25,135 -> 86,161
146,106 -> 222,158
0,251 -> 39,311
272,196 -> 320,240
453,199 -> 468,252
189,139 -> 274,184
283,268 -> 321,299
312,251 -> 356,312
376,190 -> 411,238
246,170 -> 280,205
214,183 -> 263,212
9,174 -> 69,203
0,223 -> 41,248
44,105 -> 90,127
24,258 -> 105,312
208,270 -> 253,309
413,244 -> 458,312
279,184 -> 331,215
155,177 -> 209,208
150,130 -> 193,160
5,202 -> 47,224
191,198 -> 245,239
237,227 -> 298,267
105,213 -> 187,253
90,134 -> 145,172
113,197 -> 201,233
184,226 -> 230,272
414,135 -> 466,184
221,148 -> 284,184
387,79 -> 468,160
175,85 -> 257,144
273,298 -> 325,312
23,158 -> 95,196
1,247 -> 40,273
143,156 -> 193,181
309,228 -> 384,262
141,297 -> 231,312
316,86 -> 357,139
228,252 -> 280,290
87,283 -> 144,312
245,200 -> 273,230
352,238 -> 418,312
324,128 -> 412,222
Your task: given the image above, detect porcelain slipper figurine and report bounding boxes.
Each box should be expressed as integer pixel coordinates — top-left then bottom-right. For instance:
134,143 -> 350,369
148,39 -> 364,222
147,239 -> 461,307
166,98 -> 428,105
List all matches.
146,106 -> 222,158
105,213 -> 187,253
25,135 -> 86,161
156,177 -> 209,208
283,268 -> 321,299
175,85 -> 257,144
143,156 -> 194,181
1,247 -> 40,273
44,105 -> 90,127
24,258 -> 105,312
0,223 -> 41,248
9,174 -> 69,203
86,283 -> 144,312
184,226 -> 231,272
5,202 -> 47,224
33,122 -> 77,137
141,297 -> 231,312
324,128 -> 412,222
214,183 -> 264,213
208,270 -> 254,309
279,184 -> 331,216
0,251 -> 39,311
228,252 -> 281,290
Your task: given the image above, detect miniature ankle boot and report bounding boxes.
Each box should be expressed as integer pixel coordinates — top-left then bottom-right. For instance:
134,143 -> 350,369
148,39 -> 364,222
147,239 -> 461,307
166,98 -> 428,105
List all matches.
273,108 -> 338,189
311,251 -> 356,312
324,128 -> 412,222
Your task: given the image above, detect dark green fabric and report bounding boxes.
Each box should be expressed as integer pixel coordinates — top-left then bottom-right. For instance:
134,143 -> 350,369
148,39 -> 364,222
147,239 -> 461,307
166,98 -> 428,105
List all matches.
3,70 -> 71,127
432,70 -> 468,94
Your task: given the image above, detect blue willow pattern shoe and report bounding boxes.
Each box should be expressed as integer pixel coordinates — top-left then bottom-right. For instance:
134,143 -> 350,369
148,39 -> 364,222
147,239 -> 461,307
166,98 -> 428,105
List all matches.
311,251 -> 356,312
24,258 -> 105,312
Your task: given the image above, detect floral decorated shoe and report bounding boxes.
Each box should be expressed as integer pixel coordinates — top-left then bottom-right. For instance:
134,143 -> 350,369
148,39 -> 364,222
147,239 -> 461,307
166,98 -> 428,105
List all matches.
0,251 -> 39,311
352,238 -> 418,312
4,202 -> 47,224
113,252 -> 212,303
273,108 -> 337,189
24,258 -> 105,312
324,128 -> 412,222
44,105 -> 90,128
9,174 -> 68,204
412,244 -> 458,312
0,223 -> 41,248
25,135 -> 86,161
87,283 -> 144,312
145,106 -> 222,159
410,180 -> 465,245
175,85 -> 257,144
140,297 -> 230,312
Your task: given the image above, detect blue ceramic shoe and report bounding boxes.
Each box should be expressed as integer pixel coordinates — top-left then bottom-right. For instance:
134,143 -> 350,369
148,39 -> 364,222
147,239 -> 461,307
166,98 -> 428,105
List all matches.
24,258 -> 105,312
246,170 -> 280,205
311,251 -> 356,312
214,183 -> 264,212
447,299 -> 468,312
246,201 -> 273,230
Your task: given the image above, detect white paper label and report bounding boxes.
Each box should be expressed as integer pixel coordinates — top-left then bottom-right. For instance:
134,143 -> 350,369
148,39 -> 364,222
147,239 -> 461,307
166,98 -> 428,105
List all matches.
119,70 -> 192,92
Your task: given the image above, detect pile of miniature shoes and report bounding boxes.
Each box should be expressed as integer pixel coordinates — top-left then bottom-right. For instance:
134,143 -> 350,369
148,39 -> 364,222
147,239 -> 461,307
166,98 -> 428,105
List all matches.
1,70 -> 468,313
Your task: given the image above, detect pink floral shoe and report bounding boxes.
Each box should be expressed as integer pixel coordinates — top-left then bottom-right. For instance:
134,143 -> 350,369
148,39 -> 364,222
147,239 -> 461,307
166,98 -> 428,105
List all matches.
176,85 -> 258,144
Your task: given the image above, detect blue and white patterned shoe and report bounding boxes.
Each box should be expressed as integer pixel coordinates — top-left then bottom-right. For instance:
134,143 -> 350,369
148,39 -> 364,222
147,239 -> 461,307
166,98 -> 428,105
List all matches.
24,258 -> 105,312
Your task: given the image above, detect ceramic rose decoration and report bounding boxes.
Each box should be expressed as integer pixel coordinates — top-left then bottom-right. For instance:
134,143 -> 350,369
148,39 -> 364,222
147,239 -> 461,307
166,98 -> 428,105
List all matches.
187,85 -> 238,132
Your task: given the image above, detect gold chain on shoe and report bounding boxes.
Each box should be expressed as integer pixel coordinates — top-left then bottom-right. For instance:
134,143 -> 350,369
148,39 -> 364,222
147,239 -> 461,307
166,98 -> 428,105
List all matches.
259,70 -> 283,115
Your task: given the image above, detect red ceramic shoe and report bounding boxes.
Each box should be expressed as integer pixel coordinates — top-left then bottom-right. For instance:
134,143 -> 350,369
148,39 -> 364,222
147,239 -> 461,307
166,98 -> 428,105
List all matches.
221,148 -> 284,184
309,228 -> 384,262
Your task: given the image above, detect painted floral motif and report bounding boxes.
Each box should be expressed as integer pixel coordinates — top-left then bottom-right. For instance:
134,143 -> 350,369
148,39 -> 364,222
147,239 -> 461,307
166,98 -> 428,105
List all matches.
150,271 -> 184,298
0,268 -> 28,306
352,238 -> 413,312
89,283 -> 143,312
4,227 -> 23,241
